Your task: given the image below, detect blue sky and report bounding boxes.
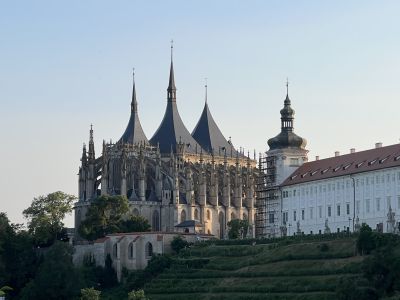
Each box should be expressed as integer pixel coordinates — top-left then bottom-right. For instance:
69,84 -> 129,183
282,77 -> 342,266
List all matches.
1,1 -> 400,226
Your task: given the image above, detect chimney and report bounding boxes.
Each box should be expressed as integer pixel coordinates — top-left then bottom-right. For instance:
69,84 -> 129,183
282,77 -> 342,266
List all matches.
375,142 -> 382,149
335,151 -> 340,157
350,148 -> 356,154
315,156 -> 319,161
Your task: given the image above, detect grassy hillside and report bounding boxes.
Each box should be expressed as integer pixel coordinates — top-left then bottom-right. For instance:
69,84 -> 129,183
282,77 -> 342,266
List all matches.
144,237 -> 364,300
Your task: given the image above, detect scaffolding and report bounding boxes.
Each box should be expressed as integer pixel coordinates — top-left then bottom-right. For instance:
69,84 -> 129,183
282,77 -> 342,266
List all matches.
255,154 -> 280,238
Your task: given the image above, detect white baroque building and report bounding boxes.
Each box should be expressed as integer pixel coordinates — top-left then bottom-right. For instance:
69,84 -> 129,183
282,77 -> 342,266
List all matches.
259,87 -> 400,237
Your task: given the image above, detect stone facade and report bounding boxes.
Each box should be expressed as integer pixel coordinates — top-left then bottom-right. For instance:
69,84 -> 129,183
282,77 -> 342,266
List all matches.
74,50 -> 257,240
73,232 -> 210,279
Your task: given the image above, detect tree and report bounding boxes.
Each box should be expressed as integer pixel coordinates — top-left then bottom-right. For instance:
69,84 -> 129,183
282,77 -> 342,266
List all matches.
128,289 -> 148,300
227,219 -> 249,239
171,235 -> 189,254
78,195 -> 129,240
80,287 -> 101,300
20,242 -> 83,300
0,213 -> 39,297
119,215 -> 151,233
23,191 -> 76,246
357,224 -> 375,255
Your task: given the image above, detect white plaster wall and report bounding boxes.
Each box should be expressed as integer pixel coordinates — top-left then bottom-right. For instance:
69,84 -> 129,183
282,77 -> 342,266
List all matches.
280,167 -> 400,235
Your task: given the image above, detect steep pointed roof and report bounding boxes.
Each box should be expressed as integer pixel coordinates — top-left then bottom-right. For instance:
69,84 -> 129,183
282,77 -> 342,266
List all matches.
150,49 -> 203,154
119,72 -> 149,144
192,86 -> 237,155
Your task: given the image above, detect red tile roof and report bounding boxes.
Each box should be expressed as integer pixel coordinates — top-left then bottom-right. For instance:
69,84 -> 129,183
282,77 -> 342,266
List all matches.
281,143 -> 400,187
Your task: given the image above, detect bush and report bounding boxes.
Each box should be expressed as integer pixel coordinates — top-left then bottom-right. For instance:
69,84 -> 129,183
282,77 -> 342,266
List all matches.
80,287 -> 101,300
320,243 -> 329,252
128,289 -> 148,300
171,236 -> 189,254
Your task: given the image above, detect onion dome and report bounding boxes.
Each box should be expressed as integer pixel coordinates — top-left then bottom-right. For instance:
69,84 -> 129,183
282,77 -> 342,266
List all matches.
119,71 -> 149,144
268,86 -> 307,150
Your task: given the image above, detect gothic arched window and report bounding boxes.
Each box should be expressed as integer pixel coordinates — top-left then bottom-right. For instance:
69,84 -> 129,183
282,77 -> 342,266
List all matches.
128,242 -> 134,260
181,210 -> 186,222
113,243 -> 118,258
219,212 -> 225,239
145,242 -> 153,258
152,210 -> 160,231
133,208 -> 139,216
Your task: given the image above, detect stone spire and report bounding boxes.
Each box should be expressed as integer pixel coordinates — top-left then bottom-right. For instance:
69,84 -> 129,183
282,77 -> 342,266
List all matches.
81,143 -> 87,165
88,124 -> 95,162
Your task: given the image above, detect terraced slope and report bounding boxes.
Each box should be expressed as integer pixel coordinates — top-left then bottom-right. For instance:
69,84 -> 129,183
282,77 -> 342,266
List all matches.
145,238 -> 364,300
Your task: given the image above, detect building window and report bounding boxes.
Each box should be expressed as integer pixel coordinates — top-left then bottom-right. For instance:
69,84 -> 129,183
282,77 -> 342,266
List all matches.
113,243 -> 118,258
128,242 -> 134,260
207,210 -> 211,220
356,201 -> 360,215
376,198 -> 381,212
366,199 -> 370,213
231,212 -> 236,220
293,211 -> 297,221
310,207 -> 313,219
294,190 -> 297,196
283,212 -> 288,224
318,206 -> 322,219
145,242 -> 153,258
290,158 -> 299,166
194,209 -> 199,220
181,210 -> 187,222
269,213 -> 275,223
337,205 -> 341,217
387,196 -> 392,209
346,203 -> 350,215
398,196 -> 400,209
328,206 -> 332,217
152,210 -> 160,231
301,209 -> 305,220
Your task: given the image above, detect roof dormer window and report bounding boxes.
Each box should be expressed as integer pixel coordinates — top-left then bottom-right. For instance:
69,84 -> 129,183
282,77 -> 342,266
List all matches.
343,163 -> 351,170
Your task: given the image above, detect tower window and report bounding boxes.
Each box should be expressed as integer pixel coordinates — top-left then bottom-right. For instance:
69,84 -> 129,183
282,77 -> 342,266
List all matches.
290,158 -> 299,166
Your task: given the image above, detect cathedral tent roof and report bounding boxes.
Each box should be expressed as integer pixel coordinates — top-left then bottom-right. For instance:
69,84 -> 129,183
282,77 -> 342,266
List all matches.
150,99 -> 202,154
192,100 -> 236,156
282,143 -> 400,187
150,51 -> 203,154
119,72 -> 149,144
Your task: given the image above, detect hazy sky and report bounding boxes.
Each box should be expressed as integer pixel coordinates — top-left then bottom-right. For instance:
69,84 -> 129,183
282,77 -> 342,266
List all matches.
1,1 -> 400,227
